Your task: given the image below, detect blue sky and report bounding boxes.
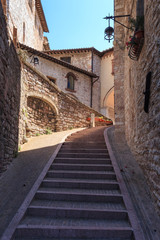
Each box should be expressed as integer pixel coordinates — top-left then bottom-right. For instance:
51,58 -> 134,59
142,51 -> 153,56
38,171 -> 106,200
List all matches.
41,0 -> 114,51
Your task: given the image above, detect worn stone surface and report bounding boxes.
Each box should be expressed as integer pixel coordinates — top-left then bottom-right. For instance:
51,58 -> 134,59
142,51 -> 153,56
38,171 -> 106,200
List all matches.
0,2 -> 21,173
114,0 -> 160,215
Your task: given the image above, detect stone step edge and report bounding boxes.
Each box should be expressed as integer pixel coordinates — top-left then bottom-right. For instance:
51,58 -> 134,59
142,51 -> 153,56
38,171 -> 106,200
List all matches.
27,205 -> 128,219
15,225 -> 134,238
47,170 -> 115,174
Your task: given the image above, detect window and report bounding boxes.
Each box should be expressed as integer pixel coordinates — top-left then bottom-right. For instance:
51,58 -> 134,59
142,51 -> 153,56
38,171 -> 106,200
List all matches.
67,75 -> 74,90
47,76 -> 56,84
60,57 -> 71,64
65,72 -> 77,92
1,0 -> 6,15
111,59 -> 114,75
23,22 -> 25,43
28,0 -> 33,11
13,26 -> 17,47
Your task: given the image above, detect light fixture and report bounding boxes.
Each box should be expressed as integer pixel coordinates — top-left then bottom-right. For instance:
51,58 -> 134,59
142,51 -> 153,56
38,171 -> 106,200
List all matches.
104,15 -> 130,42
30,56 -> 39,65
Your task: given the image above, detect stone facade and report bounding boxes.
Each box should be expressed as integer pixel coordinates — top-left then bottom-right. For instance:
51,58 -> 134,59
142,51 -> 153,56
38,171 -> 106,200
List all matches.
19,62 -> 110,144
43,48 -> 114,118
114,0 -> 160,215
3,0 -> 48,50
0,2 -> 21,173
30,56 -> 97,110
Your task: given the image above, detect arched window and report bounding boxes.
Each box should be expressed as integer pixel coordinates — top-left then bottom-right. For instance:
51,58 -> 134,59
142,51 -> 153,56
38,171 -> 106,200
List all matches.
65,72 -> 77,92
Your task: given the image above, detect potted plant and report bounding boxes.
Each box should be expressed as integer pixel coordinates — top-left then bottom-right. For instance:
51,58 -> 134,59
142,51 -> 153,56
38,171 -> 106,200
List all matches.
129,16 -> 144,38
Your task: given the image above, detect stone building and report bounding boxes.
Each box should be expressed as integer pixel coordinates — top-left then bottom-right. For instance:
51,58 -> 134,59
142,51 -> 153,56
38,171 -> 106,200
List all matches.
1,0 -> 49,50
24,46 -> 114,118
46,48 -> 114,119
114,0 -> 160,214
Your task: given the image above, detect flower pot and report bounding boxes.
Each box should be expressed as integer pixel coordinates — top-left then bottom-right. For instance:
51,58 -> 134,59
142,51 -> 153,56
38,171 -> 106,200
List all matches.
134,30 -> 144,39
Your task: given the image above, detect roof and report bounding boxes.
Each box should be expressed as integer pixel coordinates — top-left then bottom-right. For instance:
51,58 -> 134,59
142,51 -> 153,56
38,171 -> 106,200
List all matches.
35,0 -> 49,32
44,47 -> 114,57
19,43 -> 98,78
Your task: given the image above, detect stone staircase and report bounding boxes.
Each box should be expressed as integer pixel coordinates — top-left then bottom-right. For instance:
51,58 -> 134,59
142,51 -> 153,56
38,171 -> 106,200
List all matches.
12,127 -> 139,239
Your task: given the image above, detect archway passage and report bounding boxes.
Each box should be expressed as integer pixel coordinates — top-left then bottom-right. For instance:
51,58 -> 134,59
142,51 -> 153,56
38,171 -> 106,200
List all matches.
103,87 -> 115,122
26,96 -> 57,137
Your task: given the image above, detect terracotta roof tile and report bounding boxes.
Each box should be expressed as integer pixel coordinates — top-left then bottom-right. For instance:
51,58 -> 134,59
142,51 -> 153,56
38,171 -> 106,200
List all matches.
44,47 -> 113,57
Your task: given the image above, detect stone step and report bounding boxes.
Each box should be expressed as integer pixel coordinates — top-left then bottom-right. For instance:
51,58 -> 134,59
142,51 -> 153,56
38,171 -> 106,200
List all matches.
30,199 -> 126,211
51,163 -> 113,171
54,158 -> 111,165
14,236 -> 134,240
27,206 -> 128,220
35,190 -> 123,203
38,187 -> 120,195
57,153 -> 109,158
46,170 -> 116,180
41,178 -> 119,190
59,149 -> 108,153
62,143 -> 107,149
15,221 -> 133,239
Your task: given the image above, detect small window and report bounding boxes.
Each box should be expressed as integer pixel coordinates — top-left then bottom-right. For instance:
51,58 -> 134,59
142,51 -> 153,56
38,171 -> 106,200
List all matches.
28,0 -> 33,11
23,22 -> 25,43
67,75 -> 74,90
111,59 -> 114,75
65,72 -> 77,92
60,57 -> 71,64
47,76 -> 56,84
2,0 -> 7,15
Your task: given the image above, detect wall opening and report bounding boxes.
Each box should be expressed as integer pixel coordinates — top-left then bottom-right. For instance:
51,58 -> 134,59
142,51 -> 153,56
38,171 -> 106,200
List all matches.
26,96 -> 57,137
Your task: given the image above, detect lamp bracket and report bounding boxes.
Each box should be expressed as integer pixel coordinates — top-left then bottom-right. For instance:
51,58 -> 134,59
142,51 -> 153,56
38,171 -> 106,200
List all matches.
104,15 -> 131,29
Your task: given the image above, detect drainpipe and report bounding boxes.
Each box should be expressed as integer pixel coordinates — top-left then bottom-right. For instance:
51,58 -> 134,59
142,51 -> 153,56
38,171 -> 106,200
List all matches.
90,76 -> 99,108
90,48 -> 99,108
90,48 -> 94,107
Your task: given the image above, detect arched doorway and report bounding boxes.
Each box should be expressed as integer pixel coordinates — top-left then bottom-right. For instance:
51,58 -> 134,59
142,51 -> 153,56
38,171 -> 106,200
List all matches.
103,87 -> 115,123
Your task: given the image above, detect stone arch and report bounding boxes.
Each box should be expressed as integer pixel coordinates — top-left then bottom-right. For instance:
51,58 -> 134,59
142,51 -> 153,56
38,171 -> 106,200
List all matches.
27,92 -> 59,115
26,92 -> 59,137
103,87 -> 115,122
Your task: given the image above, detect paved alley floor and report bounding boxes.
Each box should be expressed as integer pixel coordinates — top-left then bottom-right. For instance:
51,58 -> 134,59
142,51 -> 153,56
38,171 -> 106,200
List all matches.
0,128 -> 84,238
0,126 -> 160,240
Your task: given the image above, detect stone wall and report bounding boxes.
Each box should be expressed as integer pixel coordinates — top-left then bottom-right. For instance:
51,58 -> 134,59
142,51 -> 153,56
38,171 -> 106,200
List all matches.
19,62 -> 111,144
7,0 -> 44,50
0,2 -> 21,173
114,0 -> 160,215
50,51 -> 92,72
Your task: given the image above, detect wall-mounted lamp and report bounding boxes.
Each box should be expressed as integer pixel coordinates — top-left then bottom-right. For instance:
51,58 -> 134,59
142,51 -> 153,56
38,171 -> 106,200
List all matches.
104,15 -> 130,42
30,56 -> 39,65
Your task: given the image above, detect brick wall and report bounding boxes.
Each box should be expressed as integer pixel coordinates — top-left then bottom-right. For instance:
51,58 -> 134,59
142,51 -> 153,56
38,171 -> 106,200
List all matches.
19,62 -> 111,144
114,0 -> 160,215
0,2 -> 21,173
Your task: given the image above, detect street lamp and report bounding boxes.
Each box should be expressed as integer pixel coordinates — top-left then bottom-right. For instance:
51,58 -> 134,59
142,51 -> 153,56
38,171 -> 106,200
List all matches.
104,15 -> 130,42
